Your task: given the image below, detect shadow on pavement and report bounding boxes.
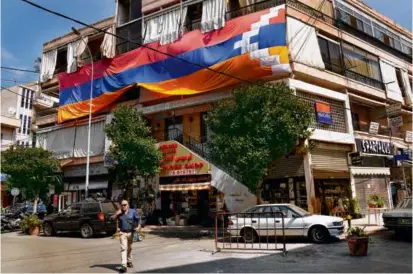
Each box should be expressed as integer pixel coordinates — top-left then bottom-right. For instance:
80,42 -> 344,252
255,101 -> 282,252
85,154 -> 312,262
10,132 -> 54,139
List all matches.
136,231 -> 411,273
90,264 -> 120,272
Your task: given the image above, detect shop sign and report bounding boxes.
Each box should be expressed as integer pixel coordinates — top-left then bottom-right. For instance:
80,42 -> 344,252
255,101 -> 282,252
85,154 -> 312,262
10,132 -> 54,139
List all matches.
405,131 -> 412,143
315,102 -> 332,125
36,93 -> 58,108
159,141 -> 209,177
389,116 -> 403,128
64,163 -> 108,177
386,103 -> 402,117
355,139 -> 393,156
368,122 -> 379,134
349,152 -> 363,166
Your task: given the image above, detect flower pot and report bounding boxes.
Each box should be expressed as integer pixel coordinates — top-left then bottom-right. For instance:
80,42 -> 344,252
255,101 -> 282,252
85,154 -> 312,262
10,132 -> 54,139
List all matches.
368,204 -> 376,208
29,226 -> 40,236
347,237 -> 369,256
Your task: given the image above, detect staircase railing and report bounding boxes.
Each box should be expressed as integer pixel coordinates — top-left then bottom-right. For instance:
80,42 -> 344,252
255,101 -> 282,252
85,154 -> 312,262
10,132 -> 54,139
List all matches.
155,128 -> 243,182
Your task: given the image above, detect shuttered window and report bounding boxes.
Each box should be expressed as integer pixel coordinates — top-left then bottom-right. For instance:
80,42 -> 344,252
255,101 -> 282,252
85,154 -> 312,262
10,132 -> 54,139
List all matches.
311,148 -> 349,171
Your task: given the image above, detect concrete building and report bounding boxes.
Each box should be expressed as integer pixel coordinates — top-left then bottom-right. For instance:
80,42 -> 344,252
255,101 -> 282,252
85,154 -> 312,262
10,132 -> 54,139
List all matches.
35,0 -> 411,218
1,83 -> 39,150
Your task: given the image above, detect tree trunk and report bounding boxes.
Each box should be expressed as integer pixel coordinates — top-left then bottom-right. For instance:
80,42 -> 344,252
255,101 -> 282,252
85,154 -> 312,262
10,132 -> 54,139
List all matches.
33,191 -> 39,214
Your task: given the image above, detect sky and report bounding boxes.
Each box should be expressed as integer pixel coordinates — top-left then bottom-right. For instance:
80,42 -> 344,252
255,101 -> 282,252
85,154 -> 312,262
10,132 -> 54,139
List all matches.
1,0 -> 412,88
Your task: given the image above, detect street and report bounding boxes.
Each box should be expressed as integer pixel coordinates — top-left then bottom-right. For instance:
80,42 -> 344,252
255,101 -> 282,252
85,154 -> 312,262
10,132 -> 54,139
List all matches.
1,230 -> 411,273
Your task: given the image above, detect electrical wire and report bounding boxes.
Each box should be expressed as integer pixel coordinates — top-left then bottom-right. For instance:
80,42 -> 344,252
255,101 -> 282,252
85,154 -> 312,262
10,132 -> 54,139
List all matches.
1,66 -> 39,74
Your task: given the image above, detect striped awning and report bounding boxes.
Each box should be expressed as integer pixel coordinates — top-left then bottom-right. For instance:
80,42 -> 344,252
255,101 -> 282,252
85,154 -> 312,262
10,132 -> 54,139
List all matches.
159,183 -> 211,192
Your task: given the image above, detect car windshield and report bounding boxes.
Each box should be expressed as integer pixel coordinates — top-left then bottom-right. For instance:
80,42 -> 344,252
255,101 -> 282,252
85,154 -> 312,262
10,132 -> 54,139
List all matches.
396,198 -> 412,209
288,204 -> 311,216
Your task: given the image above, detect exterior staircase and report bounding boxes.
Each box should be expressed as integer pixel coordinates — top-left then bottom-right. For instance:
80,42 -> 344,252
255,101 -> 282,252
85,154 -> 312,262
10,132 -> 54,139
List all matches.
162,128 -> 256,213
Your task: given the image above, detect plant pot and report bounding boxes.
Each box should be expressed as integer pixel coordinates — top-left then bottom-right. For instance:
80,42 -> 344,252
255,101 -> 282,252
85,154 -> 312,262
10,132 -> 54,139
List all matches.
368,204 -> 377,208
29,226 -> 40,236
347,237 -> 369,256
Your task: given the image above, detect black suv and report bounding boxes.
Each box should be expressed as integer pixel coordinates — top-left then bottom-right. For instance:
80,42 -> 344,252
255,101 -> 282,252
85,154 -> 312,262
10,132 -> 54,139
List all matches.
43,199 -> 119,238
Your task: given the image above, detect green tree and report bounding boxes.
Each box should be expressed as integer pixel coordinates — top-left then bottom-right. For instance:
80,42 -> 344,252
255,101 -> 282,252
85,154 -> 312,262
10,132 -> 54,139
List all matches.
205,82 -> 313,203
105,105 -> 163,200
1,146 -> 62,212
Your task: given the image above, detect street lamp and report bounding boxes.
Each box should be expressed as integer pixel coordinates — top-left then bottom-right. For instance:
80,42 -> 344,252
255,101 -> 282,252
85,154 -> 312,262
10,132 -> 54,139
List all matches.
72,27 -> 94,199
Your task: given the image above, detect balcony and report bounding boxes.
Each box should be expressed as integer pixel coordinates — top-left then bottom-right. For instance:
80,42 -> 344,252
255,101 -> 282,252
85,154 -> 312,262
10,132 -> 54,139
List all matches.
36,113 -> 58,126
34,93 -> 59,110
0,114 -> 20,128
344,70 -> 385,91
286,0 -> 335,25
353,122 -> 406,139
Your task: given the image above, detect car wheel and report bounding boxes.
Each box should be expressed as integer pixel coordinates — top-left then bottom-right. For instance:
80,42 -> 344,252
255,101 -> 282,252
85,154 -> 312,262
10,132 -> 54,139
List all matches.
43,222 -> 55,236
80,223 -> 94,239
309,226 -> 329,243
241,227 -> 258,243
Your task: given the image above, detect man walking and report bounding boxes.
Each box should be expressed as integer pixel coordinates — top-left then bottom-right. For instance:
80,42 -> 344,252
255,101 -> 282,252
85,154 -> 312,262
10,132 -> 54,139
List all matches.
112,200 -> 141,273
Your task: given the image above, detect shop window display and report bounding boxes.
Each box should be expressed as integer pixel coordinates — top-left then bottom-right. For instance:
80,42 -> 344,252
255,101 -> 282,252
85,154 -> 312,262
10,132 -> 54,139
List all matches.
315,179 -> 351,217
262,177 -> 308,210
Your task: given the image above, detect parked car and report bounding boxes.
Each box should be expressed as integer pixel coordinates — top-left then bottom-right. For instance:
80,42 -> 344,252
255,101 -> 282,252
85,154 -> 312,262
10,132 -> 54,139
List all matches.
382,197 -> 412,239
228,204 -> 344,243
43,199 -> 120,238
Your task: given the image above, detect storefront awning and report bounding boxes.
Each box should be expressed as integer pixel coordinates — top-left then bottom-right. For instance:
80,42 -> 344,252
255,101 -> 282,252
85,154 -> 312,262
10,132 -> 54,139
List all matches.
350,167 -> 391,176
159,183 -> 211,192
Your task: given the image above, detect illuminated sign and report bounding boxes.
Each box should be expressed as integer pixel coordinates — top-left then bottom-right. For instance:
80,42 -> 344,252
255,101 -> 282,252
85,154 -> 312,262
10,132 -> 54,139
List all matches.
315,102 -> 333,125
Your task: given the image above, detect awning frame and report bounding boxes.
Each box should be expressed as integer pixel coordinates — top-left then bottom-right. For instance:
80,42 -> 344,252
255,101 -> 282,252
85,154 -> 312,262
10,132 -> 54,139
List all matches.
159,182 -> 211,192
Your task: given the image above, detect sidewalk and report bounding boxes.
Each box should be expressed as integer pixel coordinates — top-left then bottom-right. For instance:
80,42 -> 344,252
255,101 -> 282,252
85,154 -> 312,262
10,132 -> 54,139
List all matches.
344,213 -> 387,235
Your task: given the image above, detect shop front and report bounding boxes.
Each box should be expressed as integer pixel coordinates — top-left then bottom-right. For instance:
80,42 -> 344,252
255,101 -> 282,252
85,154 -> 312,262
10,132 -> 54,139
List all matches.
62,162 -> 110,203
158,141 -> 224,226
262,155 -> 307,209
310,142 -> 353,216
350,138 -> 393,212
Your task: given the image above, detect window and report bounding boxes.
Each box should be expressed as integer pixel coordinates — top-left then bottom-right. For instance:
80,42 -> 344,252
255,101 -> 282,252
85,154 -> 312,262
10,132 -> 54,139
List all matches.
22,115 -> 27,135
27,117 -> 32,133
351,112 -> 360,131
1,133 -> 3,142
318,36 -> 343,74
336,0 -> 411,56
29,90 -> 34,110
18,114 -> 23,133
82,203 -> 101,213
70,203 -> 82,214
342,43 -> 383,88
101,202 -> 120,213
185,3 -> 202,31
21,89 -> 26,108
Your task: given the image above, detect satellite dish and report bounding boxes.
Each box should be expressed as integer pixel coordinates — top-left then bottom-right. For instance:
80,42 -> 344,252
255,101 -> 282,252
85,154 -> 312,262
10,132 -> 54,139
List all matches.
8,107 -> 16,115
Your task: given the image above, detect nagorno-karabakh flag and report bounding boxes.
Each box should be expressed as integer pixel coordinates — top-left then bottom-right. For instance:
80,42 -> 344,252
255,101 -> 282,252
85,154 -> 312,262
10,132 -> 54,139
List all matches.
58,4 -> 290,123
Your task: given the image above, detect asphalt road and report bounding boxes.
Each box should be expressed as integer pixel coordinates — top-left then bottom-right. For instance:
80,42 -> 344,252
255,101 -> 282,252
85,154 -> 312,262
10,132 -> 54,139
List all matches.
1,230 -> 411,273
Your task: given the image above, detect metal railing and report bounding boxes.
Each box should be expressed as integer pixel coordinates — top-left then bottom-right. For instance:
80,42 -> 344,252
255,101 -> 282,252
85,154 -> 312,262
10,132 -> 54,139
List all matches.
344,70 -> 385,90
213,211 -> 287,255
155,128 -> 242,182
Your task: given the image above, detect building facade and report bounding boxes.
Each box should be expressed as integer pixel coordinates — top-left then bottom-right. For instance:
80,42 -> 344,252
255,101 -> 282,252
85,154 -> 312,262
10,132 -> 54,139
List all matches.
35,0 -> 412,220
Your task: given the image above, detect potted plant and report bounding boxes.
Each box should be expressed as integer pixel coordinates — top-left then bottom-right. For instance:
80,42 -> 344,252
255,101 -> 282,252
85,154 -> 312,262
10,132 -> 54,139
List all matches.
368,194 -> 386,209
346,226 -> 369,256
20,215 -> 42,236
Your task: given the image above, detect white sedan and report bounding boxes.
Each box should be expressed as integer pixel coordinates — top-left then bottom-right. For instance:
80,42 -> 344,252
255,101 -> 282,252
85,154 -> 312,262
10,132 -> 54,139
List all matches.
227,204 -> 344,243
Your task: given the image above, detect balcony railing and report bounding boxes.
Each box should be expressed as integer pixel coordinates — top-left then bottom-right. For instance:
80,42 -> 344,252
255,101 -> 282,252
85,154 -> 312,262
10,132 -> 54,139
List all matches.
225,0 -> 285,21
344,70 -> 385,90
354,123 -> 406,139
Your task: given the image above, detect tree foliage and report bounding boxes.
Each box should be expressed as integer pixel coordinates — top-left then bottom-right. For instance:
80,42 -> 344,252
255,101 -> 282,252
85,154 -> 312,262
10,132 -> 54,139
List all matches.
205,82 -> 313,200
1,146 -> 62,201
105,106 -> 163,192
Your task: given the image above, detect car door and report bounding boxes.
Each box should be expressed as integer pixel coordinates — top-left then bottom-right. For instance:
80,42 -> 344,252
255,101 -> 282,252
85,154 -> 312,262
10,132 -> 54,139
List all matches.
54,206 -> 71,231
67,203 -> 82,231
274,205 -> 304,236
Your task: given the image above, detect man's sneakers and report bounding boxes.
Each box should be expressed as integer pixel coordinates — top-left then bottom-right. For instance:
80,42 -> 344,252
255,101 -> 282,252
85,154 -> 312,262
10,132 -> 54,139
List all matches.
127,262 -> 134,268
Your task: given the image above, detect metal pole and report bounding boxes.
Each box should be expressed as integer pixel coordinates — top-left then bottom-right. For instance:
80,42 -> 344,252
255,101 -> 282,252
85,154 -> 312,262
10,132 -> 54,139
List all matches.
77,36 -> 94,199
